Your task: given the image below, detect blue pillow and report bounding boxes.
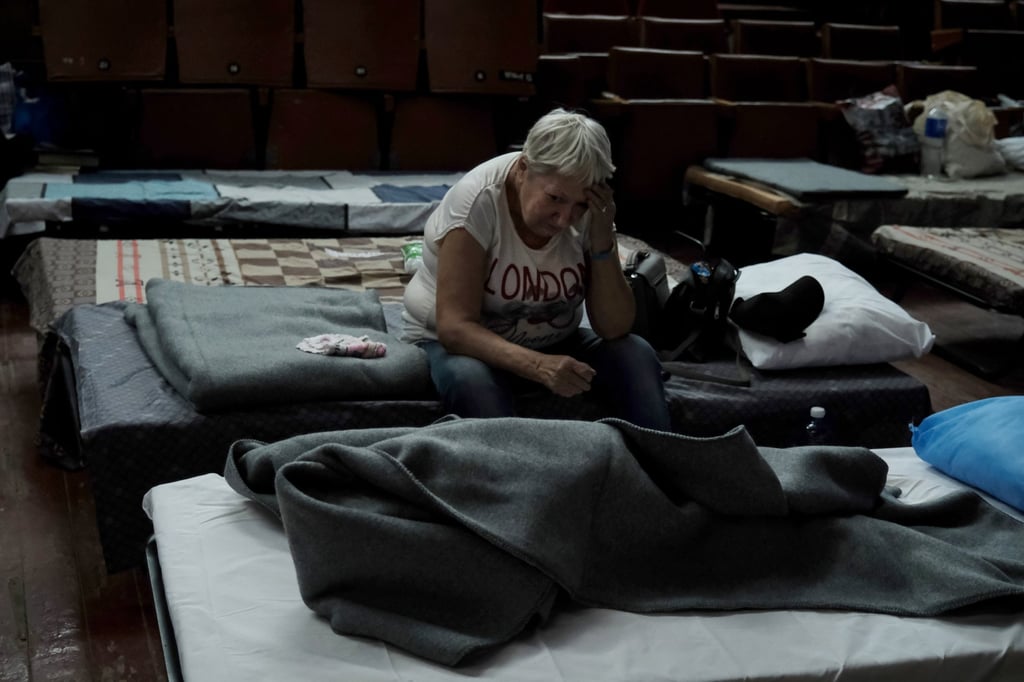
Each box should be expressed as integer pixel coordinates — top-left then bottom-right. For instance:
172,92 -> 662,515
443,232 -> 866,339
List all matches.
912,396 -> 1024,512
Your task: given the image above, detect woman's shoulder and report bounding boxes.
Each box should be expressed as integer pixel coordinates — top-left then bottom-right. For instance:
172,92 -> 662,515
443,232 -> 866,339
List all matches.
443,153 -> 517,216
461,151 -> 519,188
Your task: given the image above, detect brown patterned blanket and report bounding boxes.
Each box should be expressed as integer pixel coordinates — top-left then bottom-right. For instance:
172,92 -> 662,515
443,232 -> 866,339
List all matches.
14,236 -> 419,335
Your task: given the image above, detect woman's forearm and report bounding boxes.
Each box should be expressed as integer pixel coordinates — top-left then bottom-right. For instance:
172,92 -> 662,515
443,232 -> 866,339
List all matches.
585,251 -> 636,339
437,318 -> 549,383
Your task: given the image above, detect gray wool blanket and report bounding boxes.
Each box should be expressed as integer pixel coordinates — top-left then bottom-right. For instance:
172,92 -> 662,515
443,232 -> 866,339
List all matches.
124,279 -> 432,412
223,418 -> 1024,666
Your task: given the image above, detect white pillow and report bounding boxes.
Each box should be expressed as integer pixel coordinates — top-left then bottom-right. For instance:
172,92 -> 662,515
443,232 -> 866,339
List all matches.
733,253 -> 935,370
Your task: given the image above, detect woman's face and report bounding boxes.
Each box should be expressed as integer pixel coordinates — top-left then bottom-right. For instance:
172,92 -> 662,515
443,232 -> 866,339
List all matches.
516,169 -> 590,245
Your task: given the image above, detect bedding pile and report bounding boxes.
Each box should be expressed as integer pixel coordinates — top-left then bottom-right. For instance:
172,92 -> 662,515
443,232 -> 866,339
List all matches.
225,417 -> 1024,665
124,278 -> 432,412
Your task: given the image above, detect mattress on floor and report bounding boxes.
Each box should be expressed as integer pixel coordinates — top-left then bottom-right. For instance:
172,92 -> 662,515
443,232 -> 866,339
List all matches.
12,233 -> 683,337
872,225 -> 1024,315
12,235 -> 420,336
19,232 -> 931,572
45,300 -> 931,573
143,446 -> 1024,682
702,158 -> 909,202
688,164 -> 1024,273
0,169 -> 465,238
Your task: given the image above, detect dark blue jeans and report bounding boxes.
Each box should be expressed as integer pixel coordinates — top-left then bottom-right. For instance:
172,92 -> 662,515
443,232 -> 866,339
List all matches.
418,329 -> 672,431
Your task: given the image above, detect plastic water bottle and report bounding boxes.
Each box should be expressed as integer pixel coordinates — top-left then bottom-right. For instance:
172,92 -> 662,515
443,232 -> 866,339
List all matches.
401,241 -> 424,274
920,107 -> 948,178
806,406 -> 831,446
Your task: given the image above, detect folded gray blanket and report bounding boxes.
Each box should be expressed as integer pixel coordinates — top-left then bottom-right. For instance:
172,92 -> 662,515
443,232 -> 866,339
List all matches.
224,418 -> 1024,665
124,279 -> 431,412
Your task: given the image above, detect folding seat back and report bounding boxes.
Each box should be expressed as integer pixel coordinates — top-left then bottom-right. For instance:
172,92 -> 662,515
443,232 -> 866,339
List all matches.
603,98 -> 719,204
578,53 -> 614,100
0,0 -> 34,64
717,101 -> 822,159
937,0 -> 1014,29
543,13 -> 640,54
388,95 -> 499,171
425,0 -> 538,95
961,29 -> 1024,99
993,106 -> 1024,138
303,0 -> 421,91
39,0 -> 166,80
543,0 -> 633,13
135,89 -> 258,168
636,0 -> 720,20
534,52 -> 612,111
716,1 -> 814,21
806,58 -> 897,103
174,0 -> 295,86
731,19 -> 819,57
535,54 -> 590,111
820,23 -> 903,61
710,54 -> 807,102
607,47 -> 707,99
639,17 -> 730,53
265,90 -> 381,170
896,63 -> 982,102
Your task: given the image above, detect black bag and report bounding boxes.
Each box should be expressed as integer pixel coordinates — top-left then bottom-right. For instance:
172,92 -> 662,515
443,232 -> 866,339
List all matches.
624,250 -> 669,343
658,257 -> 740,362
625,244 -> 749,386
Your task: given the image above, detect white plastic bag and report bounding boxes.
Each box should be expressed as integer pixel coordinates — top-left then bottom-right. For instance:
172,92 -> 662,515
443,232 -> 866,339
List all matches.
0,62 -> 15,136
995,136 -> 1024,170
912,90 -> 1006,179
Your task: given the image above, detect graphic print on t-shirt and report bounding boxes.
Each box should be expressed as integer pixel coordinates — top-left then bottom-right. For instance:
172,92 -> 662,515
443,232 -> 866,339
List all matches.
481,256 -> 586,348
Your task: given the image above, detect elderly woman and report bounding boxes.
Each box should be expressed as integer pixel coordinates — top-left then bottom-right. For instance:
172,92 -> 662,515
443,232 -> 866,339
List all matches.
402,108 -> 671,430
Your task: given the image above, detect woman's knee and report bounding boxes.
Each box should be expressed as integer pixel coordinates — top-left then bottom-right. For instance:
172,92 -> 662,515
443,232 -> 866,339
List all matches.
426,351 -> 515,417
441,354 -> 503,392
600,334 -> 662,375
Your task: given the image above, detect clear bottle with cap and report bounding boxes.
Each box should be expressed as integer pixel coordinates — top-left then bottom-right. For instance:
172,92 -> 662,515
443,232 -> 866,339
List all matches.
920,106 -> 948,178
805,406 -> 831,446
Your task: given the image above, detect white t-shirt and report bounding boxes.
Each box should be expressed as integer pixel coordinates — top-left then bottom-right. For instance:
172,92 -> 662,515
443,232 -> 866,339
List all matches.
402,152 -> 595,349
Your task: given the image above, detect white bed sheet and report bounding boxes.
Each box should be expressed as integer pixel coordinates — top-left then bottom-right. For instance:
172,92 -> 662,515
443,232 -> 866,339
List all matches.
143,447 -> 1024,682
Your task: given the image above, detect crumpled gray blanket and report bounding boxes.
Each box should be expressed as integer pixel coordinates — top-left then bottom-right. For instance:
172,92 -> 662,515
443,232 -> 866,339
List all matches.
124,279 -> 432,412
224,417 -> 1024,666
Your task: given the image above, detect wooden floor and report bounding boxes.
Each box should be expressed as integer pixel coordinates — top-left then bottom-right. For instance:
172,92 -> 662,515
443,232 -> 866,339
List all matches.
0,269 -> 1022,681
0,282 -> 168,682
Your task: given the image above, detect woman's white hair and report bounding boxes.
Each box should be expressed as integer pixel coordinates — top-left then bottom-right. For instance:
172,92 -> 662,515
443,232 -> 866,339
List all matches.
520,108 -> 615,186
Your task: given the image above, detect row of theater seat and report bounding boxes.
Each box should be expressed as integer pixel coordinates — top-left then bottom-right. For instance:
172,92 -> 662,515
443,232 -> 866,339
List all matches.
31,0 -> 877,90
31,0 -> 1017,93
81,86 -> 889,174
542,0 -> 1020,29
545,0 -> 1020,27
545,15 -> 910,60
101,90 -> 517,172
544,15 -> 1024,98
35,0 -> 539,95
538,50 -> 986,106
541,0 -> 900,25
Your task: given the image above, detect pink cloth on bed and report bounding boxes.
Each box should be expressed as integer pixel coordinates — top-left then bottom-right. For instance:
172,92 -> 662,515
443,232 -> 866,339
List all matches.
297,334 -> 387,358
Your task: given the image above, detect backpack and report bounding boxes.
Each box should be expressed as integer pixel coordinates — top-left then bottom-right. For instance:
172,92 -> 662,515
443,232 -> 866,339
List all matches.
657,257 -> 740,362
